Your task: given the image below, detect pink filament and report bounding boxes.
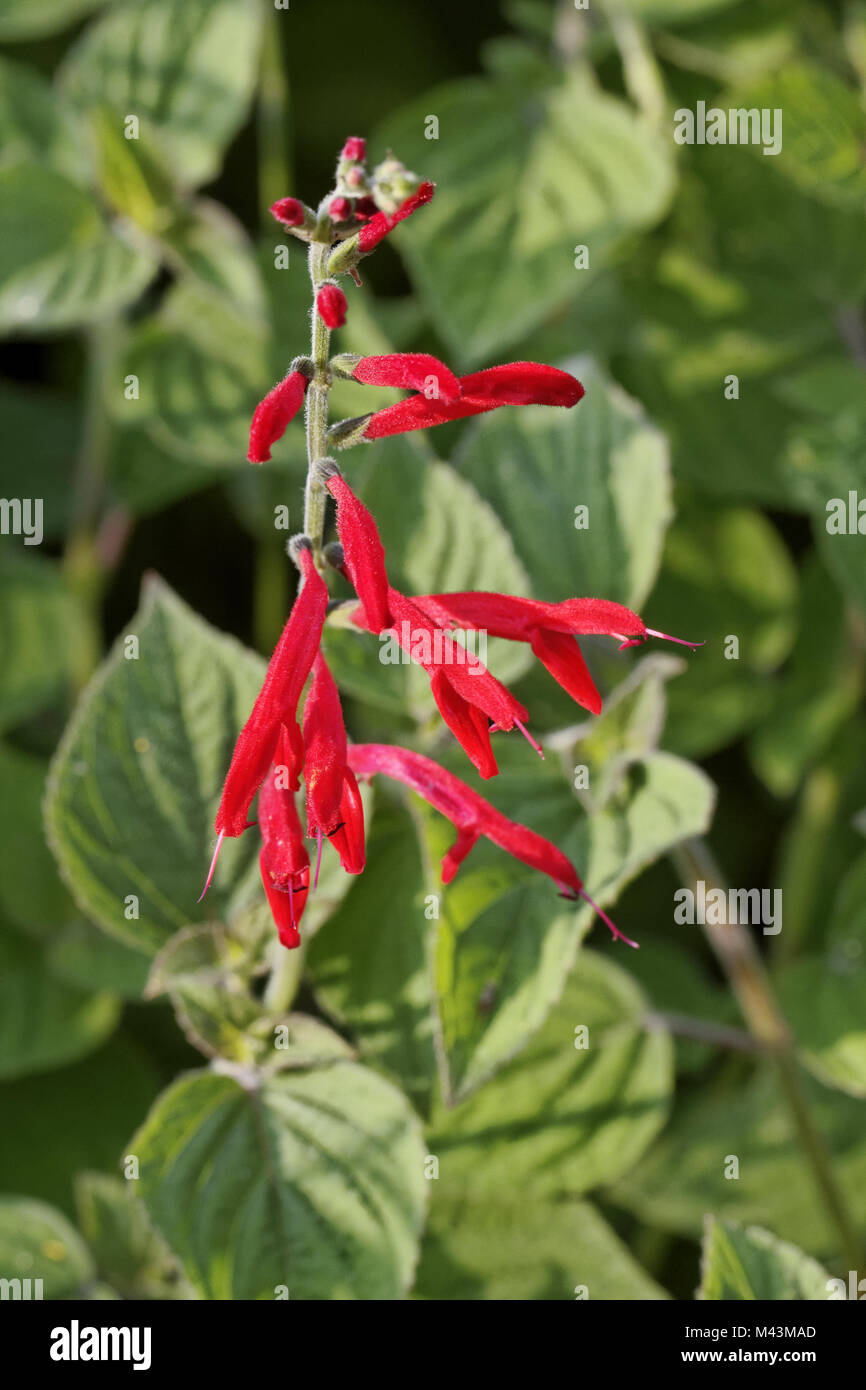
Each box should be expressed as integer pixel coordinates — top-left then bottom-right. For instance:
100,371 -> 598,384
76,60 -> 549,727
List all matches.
197,831 -> 225,903
578,886 -> 639,949
515,718 -> 544,759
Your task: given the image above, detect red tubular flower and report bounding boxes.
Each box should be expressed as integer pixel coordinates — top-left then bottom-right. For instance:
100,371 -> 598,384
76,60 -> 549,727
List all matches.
350,353 -> 461,404
302,652 -> 365,877
317,284 -> 347,330
348,744 -> 637,946
325,472 -> 391,633
248,370 -> 308,464
208,546 -> 327,853
258,740 -> 310,950
363,362 -> 584,439
414,592 -> 702,714
372,586 -> 538,780
341,136 -> 366,162
270,197 -> 306,227
357,181 -> 435,253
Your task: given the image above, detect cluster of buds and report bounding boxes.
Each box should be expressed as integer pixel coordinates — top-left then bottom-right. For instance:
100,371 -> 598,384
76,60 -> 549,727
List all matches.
203,139 -> 702,952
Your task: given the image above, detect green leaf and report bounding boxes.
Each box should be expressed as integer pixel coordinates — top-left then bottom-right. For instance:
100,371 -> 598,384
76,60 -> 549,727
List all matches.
307,800 -> 439,1114
61,0 -> 263,188
45,920 -> 150,999
429,735 -> 714,1103
131,1063 -> 428,1300
74,1171 -> 193,1299
375,72 -> 675,362
0,0 -> 108,42
0,57 -> 89,181
416,1193 -> 667,1300
430,951 -> 673,1196
161,199 -> 266,316
699,1216 -> 834,1301
45,576 -> 266,955
742,64 -> 866,212
0,928 -> 119,1079
0,1197 -> 94,1299
748,555 -> 861,797
650,507 -> 798,758
776,852 -> 866,1098
89,105 -> 176,234
0,554 -> 91,733
114,283 -> 271,467
0,164 -> 157,334
455,358 -> 672,609
607,1064 -> 866,1259
146,923 -> 356,1068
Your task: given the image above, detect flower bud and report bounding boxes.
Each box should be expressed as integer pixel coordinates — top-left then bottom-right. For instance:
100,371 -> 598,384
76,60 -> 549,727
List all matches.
341,136 -> 366,163
270,197 -> 316,235
328,413 -> 374,449
316,283 -> 348,330
329,196 -> 352,222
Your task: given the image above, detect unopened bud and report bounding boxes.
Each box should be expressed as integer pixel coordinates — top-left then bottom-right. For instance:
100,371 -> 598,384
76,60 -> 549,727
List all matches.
341,136 -> 366,163
270,197 -> 316,235
328,413 -> 373,450
316,283 -> 348,330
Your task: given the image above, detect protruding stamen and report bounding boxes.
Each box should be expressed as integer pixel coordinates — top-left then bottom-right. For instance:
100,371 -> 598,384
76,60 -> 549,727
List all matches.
515,718 -> 544,759
578,886 -> 639,949
645,627 -> 705,651
314,829 -> 324,889
197,830 -> 225,903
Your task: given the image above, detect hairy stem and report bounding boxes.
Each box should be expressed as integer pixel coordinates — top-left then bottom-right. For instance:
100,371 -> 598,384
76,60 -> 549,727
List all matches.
672,837 -> 863,1270
303,240 -> 332,565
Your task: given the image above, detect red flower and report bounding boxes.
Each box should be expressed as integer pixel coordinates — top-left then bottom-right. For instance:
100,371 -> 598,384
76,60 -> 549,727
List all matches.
370,587 -> 539,780
325,470 -> 391,633
324,470 -> 539,776
317,284 -> 348,330
329,196 -> 352,221
343,352 -> 461,404
200,545 -> 328,902
348,744 -> 637,946
248,369 -> 309,464
302,652 -> 365,878
270,197 -> 306,227
357,181 -> 435,253
363,362 -> 583,439
341,136 -> 366,162
258,737 -> 310,950
414,592 -> 702,714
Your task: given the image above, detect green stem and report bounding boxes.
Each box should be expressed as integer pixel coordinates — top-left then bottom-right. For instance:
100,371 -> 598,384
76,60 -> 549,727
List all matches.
63,319 -> 121,688
602,0 -> 667,127
303,239 -> 332,565
672,837 -> 863,1271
